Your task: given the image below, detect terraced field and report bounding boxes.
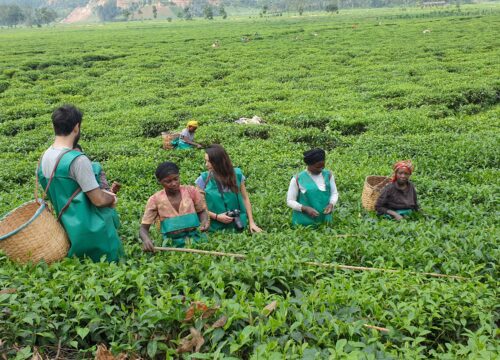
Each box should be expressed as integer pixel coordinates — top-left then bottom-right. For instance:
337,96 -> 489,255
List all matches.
0,6 -> 498,359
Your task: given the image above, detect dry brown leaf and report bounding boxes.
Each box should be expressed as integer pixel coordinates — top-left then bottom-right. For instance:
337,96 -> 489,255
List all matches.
184,301 -> 209,322
211,315 -> 228,329
0,288 -> 16,295
31,348 -> 43,360
192,328 -> 204,353
95,344 -> 127,360
201,305 -> 220,319
184,301 -> 219,321
263,300 -> 278,316
95,345 -> 114,360
176,328 -> 205,354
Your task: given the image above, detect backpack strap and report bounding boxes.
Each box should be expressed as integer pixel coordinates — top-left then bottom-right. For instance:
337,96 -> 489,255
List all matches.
36,149 -> 86,221
57,187 -> 82,221
35,149 -> 73,203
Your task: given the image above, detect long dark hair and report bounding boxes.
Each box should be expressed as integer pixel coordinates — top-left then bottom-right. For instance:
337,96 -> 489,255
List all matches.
205,144 -> 238,193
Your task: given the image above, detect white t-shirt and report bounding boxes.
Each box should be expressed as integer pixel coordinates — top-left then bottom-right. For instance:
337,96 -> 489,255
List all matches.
286,170 -> 338,212
180,128 -> 195,142
40,146 -> 99,193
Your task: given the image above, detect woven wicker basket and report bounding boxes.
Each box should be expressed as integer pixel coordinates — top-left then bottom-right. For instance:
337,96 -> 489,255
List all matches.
361,176 -> 391,211
161,132 -> 180,150
0,200 -> 69,264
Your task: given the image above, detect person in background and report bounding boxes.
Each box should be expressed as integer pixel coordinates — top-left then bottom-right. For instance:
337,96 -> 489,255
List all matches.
37,105 -> 123,262
73,144 -> 120,194
375,160 -> 419,221
287,148 -> 339,227
173,120 -> 203,149
140,162 -> 209,251
195,144 -> 262,233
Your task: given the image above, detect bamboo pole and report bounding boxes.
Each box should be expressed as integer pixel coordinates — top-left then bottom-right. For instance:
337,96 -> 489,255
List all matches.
154,247 -> 466,280
154,247 -> 246,260
363,324 -> 390,333
331,234 -> 364,238
304,261 -> 466,280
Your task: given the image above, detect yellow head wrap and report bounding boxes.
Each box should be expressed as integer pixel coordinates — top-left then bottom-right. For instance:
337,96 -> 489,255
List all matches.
187,120 -> 199,128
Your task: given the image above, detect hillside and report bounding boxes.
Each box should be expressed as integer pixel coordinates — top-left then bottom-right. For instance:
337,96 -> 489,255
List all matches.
0,5 -> 498,358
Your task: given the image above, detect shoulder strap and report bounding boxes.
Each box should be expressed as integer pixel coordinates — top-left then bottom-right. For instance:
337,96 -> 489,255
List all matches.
201,171 -> 211,184
323,170 -> 332,192
295,170 -> 307,187
35,149 -> 72,203
36,149 -> 85,221
57,188 -> 82,221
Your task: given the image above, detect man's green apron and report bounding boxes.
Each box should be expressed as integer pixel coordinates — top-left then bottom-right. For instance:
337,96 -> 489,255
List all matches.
202,168 -> 247,232
160,212 -> 206,248
292,170 -> 332,227
37,150 -> 123,262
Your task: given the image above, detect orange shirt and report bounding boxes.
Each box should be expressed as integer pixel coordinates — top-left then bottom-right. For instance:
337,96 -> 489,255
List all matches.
141,186 -> 206,225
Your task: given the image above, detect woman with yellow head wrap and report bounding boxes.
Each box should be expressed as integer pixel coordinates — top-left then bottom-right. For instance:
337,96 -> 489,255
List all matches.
172,120 -> 203,150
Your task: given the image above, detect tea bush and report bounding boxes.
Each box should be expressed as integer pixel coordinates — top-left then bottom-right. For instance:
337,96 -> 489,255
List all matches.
0,5 -> 498,359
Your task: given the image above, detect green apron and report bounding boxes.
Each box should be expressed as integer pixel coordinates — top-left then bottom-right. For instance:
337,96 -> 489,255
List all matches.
202,168 -> 248,232
292,170 -> 332,227
160,212 -> 206,248
37,150 -> 123,262
383,209 -> 413,220
91,161 -> 120,229
171,138 -> 193,150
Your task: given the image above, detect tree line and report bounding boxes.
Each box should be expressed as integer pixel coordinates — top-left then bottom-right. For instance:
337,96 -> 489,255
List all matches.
221,0 -> 472,11
0,0 -> 475,26
0,4 -> 57,27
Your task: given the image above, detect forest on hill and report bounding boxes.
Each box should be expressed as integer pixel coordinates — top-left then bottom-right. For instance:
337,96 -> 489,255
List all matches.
0,3 -> 498,358
0,0 -> 481,26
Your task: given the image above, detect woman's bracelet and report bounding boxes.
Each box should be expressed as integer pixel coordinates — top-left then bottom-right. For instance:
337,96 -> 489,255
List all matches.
215,214 -> 218,221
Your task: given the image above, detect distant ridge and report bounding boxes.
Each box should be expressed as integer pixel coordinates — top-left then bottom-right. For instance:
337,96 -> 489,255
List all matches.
60,0 -> 220,24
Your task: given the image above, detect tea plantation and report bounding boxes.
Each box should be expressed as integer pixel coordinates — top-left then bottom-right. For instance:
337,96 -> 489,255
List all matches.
0,5 -> 499,359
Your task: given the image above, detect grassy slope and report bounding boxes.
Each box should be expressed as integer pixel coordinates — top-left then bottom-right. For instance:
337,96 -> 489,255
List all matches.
0,5 -> 498,359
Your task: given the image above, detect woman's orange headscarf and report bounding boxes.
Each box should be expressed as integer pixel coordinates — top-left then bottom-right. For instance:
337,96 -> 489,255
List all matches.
392,160 -> 414,182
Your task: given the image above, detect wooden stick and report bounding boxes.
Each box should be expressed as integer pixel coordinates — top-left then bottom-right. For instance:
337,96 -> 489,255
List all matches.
0,288 -> 16,294
55,340 -> 62,360
304,262 -> 466,280
154,248 -> 466,280
331,234 -> 364,238
154,247 -> 247,260
363,324 -> 390,333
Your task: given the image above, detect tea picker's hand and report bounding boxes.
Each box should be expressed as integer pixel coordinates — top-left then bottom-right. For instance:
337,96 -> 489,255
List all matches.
102,190 -> 118,208
302,206 -> 319,218
216,213 -> 233,224
200,220 -> 210,232
142,238 -> 155,252
249,223 -> 263,233
394,214 -> 404,221
323,204 -> 334,214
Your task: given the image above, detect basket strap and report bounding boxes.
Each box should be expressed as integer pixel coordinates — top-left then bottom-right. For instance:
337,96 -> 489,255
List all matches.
374,177 -> 390,190
35,155 -> 43,204
35,149 -> 73,203
57,187 -> 82,222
